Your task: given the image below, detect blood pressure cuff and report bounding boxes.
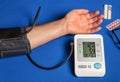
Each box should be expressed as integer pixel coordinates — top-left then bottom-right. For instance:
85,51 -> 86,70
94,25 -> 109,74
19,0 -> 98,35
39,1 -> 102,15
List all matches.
0,28 -> 31,58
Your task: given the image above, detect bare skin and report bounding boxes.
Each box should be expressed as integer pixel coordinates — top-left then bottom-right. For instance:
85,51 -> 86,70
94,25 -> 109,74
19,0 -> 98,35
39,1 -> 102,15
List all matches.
27,9 -> 104,49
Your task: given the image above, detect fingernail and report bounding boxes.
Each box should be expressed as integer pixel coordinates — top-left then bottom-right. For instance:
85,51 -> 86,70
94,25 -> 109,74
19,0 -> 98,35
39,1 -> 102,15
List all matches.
100,14 -> 104,18
99,27 -> 102,30
96,11 -> 100,14
101,19 -> 103,22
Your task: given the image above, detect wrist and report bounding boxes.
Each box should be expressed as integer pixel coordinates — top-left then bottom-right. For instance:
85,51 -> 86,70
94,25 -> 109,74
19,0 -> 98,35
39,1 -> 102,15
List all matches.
58,18 -> 69,35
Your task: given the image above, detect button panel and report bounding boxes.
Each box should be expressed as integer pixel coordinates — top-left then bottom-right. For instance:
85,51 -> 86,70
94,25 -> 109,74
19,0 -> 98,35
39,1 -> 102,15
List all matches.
78,63 -> 102,69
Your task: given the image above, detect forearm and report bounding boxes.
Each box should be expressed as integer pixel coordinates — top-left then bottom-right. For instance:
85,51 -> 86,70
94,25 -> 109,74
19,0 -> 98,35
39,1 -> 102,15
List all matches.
27,18 -> 67,49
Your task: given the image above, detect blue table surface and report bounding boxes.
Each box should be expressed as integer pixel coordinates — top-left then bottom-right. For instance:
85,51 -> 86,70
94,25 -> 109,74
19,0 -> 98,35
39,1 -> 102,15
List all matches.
0,0 -> 120,82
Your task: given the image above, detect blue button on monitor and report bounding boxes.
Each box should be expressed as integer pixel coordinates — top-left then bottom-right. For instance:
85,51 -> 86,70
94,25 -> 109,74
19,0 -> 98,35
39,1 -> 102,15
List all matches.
94,63 -> 101,69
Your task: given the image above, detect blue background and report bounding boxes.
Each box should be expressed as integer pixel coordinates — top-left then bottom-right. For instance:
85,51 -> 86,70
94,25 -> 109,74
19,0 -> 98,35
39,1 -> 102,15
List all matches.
0,0 -> 120,82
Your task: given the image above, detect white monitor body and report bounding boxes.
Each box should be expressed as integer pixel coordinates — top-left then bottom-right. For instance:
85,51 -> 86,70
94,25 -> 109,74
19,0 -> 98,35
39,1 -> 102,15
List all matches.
74,34 -> 106,77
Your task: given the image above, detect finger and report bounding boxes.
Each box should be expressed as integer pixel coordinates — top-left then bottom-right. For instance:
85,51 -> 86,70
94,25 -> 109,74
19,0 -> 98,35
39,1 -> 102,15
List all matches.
91,26 -> 102,33
75,9 -> 89,14
88,14 -> 104,24
88,19 -> 103,29
87,26 -> 102,33
98,14 -> 104,19
92,19 -> 103,27
88,17 -> 98,24
90,11 -> 100,18
85,10 -> 99,19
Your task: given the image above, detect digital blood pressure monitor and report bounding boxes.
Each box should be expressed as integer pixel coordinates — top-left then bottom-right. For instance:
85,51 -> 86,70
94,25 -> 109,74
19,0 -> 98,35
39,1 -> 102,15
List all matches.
74,34 -> 106,77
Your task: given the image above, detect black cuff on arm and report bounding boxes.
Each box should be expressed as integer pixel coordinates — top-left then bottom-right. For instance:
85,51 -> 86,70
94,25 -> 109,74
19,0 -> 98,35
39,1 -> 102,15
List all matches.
0,28 -> 31,58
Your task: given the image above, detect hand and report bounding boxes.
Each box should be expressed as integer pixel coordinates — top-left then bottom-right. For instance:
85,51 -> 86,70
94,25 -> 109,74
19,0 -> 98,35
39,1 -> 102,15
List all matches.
64,9 -> 104,34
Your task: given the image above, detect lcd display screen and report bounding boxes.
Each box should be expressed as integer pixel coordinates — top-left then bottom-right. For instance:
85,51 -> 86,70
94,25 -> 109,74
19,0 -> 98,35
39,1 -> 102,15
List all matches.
83,42 -> 96,57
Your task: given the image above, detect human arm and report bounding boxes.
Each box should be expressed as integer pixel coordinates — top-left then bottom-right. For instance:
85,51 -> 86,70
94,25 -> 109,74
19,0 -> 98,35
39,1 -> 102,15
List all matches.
27,9 -> 104,49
